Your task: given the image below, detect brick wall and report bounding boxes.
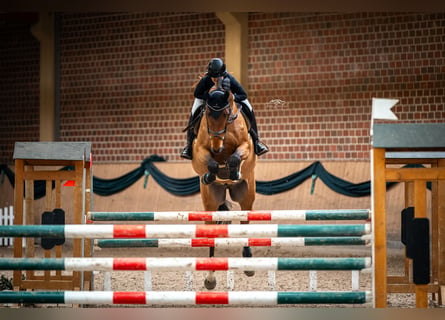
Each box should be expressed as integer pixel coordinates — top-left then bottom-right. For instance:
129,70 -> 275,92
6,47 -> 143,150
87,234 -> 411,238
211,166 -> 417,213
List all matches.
0,18 -> 40,164
1,12 -> 444,164
248,12 -> 445,160
59,12 -> 224,163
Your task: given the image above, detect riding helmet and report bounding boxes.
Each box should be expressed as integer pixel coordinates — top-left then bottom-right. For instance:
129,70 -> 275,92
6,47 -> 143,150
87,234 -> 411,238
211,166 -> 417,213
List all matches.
207,58 -> 226,77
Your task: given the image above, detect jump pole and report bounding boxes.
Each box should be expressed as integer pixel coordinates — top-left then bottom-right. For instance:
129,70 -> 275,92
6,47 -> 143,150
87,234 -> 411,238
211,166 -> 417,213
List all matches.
87,209 -> 371,222
0,257 -> 372,271
0,223 -> 371,238
96,236 -> 371,248
0,291 -> 372,305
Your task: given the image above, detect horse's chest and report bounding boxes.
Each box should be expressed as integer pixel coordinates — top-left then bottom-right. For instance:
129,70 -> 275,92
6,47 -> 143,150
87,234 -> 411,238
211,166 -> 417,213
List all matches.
215,165 -> 232,180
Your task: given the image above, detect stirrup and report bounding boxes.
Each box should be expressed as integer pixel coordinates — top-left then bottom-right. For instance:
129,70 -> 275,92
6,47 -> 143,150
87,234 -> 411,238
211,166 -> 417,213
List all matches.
254,141 -> 269,156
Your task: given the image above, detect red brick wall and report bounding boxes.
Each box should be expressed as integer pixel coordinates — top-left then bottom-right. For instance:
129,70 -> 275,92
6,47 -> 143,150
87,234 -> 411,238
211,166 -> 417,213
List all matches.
1,12 -> 444,164
0,19 -> 40,164
59,12 -> 224,163
248,12 -> 445,160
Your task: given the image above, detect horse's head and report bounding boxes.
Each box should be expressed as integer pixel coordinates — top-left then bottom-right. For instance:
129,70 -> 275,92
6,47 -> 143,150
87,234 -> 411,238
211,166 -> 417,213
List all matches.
205,89 -> 231,154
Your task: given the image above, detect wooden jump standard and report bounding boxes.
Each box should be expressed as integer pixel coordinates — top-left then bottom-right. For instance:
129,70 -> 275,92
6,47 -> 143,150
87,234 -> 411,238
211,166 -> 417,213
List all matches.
372,123 -> 445,308
12,142 -> 93,291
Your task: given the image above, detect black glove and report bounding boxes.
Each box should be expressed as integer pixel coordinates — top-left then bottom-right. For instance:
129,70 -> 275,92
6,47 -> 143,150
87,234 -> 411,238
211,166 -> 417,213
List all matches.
222,77 -> 231,91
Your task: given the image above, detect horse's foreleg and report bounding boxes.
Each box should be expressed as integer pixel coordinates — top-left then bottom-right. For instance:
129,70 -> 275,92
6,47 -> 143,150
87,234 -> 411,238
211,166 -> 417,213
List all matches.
229,141 -> 250,181
201,158 -> 218,185
227,153 -> 241,180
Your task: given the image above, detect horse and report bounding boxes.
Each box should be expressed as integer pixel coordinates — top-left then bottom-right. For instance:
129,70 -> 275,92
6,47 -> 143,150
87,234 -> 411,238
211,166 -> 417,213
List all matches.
190,81 -> 257,290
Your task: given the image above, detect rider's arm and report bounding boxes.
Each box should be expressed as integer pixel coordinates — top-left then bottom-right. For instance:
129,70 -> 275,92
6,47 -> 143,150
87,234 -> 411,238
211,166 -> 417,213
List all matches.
226,74 -> 247,102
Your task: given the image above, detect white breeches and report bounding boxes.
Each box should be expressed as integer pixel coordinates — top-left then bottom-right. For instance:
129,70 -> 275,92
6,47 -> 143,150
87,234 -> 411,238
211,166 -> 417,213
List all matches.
190,98 -> 253,116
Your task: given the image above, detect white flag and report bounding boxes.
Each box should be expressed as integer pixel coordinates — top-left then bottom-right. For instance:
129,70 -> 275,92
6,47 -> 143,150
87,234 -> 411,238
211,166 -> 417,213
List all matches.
371,98 -> 399,120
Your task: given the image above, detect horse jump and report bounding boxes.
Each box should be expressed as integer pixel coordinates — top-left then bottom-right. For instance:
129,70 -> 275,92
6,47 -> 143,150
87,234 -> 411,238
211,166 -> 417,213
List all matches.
0,208 -> 372,306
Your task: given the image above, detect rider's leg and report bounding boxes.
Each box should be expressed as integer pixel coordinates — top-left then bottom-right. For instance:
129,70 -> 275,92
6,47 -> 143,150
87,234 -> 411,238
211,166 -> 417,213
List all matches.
241,99 -> 269,156
181,98 -> 204,160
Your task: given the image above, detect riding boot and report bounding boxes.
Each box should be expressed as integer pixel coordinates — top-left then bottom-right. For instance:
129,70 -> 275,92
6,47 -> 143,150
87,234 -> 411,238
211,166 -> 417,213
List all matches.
181,108 -> 203,159
242,106 -> 269,156
181,127 -> 195,160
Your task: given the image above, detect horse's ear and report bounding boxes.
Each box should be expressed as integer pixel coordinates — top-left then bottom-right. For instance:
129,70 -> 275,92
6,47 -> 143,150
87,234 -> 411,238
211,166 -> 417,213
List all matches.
223,90 -> 229,100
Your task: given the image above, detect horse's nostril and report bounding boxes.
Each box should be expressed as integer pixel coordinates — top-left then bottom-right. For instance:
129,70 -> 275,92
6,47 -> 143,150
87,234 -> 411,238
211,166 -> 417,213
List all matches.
212,147 -> 224,154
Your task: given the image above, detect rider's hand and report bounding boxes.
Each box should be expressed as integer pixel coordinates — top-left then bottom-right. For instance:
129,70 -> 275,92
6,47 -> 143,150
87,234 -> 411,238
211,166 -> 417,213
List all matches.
222,77 -> 231,91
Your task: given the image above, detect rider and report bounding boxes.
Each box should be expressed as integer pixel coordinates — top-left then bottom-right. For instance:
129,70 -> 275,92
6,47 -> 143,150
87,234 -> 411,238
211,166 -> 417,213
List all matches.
181,58 -> 269,160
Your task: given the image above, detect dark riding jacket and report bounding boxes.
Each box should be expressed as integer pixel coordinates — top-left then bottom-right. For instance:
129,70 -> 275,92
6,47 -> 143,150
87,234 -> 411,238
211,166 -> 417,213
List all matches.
194,73 -> 247,103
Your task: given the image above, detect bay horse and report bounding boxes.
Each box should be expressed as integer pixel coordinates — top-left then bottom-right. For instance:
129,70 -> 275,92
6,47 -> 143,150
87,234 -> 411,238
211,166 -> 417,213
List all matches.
191,81 -> 257,290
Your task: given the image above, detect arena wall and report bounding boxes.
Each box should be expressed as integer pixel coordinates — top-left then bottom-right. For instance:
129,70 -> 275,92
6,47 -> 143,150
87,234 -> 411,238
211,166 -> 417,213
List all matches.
1,12 -> 444,164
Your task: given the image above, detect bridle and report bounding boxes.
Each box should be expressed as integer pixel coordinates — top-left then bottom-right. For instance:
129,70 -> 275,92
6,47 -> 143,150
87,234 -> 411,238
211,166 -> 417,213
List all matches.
205,101 -> 241,141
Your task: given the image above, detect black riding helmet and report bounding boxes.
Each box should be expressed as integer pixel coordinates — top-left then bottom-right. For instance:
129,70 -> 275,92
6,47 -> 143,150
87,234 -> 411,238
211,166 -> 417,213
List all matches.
207,58 -> 227,77
206,89 -> 230,113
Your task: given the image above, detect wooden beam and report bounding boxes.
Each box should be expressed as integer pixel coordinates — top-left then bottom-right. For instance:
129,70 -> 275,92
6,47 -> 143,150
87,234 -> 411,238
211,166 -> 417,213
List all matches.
385,167 -> 445,181
23,170 -> 75,181
388,283 -> 440,293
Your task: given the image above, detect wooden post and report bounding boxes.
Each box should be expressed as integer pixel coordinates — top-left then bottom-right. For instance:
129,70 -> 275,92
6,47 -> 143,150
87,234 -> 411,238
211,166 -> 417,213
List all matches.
72,160 -> 84,290
438,159 -> 445,305
373,147 -> 387,307
414,180 -> 428,308
13,159 -> 24,290
83,157 -> 93,289
404,182 -> 414,281
24,166 -> 34,284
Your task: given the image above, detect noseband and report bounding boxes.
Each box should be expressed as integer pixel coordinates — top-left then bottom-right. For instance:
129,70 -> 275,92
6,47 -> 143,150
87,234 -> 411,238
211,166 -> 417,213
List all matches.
206,102 -> 241,141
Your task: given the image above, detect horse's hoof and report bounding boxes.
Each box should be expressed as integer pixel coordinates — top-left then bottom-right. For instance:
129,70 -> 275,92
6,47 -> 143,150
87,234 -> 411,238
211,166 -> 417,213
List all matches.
201,173 -> 216,185
229,171 -> 240,180
242,246 -> 254,277
242,246 -> 253,258
204,278 -> 217,290
244,270 -> 255,277
228,154 -> 241,167
207,159 -> 219,174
